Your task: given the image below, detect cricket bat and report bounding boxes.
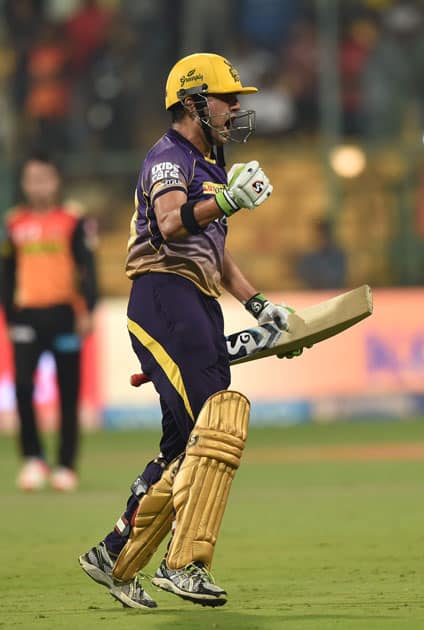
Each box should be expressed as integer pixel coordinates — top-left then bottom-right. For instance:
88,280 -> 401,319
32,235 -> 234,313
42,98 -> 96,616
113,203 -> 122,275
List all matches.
130,285 -> 373,387
227,284 -> 372,364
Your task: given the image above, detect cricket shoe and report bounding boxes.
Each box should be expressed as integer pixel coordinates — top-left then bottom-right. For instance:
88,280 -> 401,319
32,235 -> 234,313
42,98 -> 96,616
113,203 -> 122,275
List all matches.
17,458 -> 50,491
50,467 -> 78,492
78,542 -> 157,609
152,560 -> 227,607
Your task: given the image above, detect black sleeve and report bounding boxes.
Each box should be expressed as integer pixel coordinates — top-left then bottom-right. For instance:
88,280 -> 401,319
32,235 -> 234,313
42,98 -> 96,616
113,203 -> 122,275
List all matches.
0,223 -> 16,323
71,217 -> 99,311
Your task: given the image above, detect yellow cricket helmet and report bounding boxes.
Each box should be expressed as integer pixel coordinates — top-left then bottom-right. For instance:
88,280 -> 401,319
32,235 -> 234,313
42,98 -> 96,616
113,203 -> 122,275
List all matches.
165,52 -> 258,110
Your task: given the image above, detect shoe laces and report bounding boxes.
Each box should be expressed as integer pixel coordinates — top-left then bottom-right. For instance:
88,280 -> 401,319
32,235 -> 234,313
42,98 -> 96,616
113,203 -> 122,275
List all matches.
99,546 -> 115,570
113,572 -> 145,590
138,570 -> 153,581
184,562 -> 215,584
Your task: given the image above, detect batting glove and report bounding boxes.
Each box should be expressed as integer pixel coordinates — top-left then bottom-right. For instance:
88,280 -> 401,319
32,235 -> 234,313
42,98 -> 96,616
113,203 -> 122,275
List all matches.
244,293 -> 294,331
215,160 -> 273,216
277,348 -> 304,359
277,345 -> 314,359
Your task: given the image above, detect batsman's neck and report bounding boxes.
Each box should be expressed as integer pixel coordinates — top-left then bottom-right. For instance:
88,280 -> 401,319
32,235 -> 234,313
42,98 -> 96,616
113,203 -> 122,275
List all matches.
172,118 -> 212,158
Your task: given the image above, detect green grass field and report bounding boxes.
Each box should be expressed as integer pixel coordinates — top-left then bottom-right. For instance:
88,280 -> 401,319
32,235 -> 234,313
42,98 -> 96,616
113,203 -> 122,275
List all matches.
1,419 -> 424,630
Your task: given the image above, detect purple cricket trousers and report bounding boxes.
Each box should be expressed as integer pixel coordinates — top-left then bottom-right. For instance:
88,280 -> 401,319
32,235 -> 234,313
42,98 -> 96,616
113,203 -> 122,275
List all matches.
105,272 -> 231,555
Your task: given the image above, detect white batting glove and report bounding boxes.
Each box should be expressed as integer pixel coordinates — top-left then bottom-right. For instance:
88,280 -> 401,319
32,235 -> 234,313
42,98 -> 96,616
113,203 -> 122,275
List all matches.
226,162 -> 245,183
215,160 -> 273,216
257,302 -> 293,330
244,293 -> 295,331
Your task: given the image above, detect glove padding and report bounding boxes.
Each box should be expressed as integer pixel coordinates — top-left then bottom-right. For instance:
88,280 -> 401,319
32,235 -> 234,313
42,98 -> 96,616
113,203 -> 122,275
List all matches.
244,293 -> 294,332
216,160 -> 273,216
256,302 -> 293,331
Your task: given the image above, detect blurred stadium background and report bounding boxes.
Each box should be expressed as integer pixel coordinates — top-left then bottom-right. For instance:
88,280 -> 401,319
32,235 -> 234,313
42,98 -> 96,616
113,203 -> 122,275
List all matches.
1,0 -> 424,429
2,5 -> 424,628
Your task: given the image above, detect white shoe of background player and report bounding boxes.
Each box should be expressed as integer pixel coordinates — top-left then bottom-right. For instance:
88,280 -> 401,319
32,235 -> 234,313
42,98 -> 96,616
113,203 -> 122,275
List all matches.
17,457 -> 50,491
50,466 -> 78,492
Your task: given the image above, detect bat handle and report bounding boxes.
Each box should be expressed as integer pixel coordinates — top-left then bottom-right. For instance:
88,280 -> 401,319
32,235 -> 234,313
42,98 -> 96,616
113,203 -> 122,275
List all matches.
130,372 -> 151,387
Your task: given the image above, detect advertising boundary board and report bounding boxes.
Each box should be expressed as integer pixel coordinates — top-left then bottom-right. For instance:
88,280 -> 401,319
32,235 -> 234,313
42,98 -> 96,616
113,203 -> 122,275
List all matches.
1,288 -> 424,430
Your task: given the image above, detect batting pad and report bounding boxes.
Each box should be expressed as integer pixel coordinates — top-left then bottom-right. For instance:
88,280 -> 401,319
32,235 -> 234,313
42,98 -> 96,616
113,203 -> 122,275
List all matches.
166,390 -> 250,570
112,456 -> 182,582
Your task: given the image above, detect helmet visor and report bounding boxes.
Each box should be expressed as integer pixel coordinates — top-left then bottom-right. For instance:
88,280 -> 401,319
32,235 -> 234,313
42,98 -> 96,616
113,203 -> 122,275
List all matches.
191,95 -> 256,143
223,109 -> 256,143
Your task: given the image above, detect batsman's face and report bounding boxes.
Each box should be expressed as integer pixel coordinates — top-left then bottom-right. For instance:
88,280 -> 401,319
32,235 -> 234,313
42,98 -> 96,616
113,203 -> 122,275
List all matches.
21,160 -> 61,207
206,93 -> 240,144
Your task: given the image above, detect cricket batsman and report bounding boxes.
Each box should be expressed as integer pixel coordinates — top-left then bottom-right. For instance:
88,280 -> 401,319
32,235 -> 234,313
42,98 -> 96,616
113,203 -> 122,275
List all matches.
79,52 -> 294,609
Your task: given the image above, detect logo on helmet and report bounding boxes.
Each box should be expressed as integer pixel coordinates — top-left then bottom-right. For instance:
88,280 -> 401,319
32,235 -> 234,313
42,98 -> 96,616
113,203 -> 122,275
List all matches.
180,69 -> 204,87
252,180 -> 264,194
224,60 -> 240,83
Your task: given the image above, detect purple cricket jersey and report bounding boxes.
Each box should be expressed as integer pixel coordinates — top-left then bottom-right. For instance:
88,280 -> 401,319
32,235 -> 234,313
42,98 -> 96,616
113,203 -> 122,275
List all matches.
126,129 -> 228,297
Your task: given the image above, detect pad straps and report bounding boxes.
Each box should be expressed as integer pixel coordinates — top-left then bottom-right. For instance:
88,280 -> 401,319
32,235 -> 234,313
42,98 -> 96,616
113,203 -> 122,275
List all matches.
112,455 -> 183,582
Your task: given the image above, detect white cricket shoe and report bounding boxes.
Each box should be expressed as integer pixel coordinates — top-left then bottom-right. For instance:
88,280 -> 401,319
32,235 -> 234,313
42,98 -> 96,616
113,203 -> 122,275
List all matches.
79,542 -> 157,609
17,458 -> 50,491
152,560 -> 227,607
50,467 -> 78,492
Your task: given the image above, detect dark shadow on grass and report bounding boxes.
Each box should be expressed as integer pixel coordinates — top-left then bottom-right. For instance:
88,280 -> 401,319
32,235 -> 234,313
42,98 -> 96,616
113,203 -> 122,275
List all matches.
138,609 -> 403,629
279,614 -> 403,621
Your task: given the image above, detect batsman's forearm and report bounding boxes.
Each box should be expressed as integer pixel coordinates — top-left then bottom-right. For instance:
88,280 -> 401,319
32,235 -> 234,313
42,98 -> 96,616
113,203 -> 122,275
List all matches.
221,249 -> 258,303
157,197 -> 224,240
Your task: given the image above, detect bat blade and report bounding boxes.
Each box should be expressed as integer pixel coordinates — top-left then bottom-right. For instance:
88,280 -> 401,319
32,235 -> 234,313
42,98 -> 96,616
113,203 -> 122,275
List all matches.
130,285 -> 373,385
228,284 -> 373,365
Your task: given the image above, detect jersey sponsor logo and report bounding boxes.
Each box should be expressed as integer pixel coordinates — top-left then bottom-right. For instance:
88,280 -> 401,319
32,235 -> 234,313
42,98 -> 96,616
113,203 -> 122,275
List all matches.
151,162 -> 180,183
21,241 -> 64,254
202,181 -> 226,195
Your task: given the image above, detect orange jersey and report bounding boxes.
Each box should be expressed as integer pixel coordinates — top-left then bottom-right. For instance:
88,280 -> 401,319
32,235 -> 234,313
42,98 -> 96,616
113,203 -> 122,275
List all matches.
5,205 -> 83,309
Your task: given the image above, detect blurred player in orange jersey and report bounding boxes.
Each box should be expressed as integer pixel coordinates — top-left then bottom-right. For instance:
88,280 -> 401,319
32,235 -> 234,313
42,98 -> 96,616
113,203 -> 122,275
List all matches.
0,152 -> 98,491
